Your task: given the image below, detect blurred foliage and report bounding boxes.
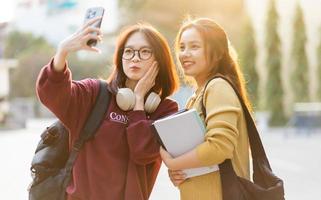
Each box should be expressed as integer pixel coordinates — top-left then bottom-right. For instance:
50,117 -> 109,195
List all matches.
67,54 -> 110,81
4,31 -> 109,98
239,15 -> 259,109
119,0 -> 245,86
291,3 -> 309,102
265,0 -> 286,126
3,31 -> 50,59
317,27 -> 321,101
118,0 -> 245,49
119,0 -> 148,10
5,31 -> 55,98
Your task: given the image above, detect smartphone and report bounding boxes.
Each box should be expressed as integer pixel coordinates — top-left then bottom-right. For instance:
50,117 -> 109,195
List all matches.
84,7 -> 105,47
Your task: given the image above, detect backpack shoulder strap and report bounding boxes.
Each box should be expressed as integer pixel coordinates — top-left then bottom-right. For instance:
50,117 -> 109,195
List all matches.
62,79 -> 111,187
200,75 -> 270,165
77,79 -> 110,143
73,79 -> 110,149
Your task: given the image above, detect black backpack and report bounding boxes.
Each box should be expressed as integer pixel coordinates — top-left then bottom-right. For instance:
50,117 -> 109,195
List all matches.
28,80 -> 110,200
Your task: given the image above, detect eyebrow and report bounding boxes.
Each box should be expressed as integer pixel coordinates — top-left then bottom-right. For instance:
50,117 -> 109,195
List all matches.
180,41 -> 202,45
124,45 -> 152,49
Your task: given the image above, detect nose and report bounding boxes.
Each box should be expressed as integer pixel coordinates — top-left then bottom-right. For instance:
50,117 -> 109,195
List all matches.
180,48 -> 191,58
132,51 -> 140,62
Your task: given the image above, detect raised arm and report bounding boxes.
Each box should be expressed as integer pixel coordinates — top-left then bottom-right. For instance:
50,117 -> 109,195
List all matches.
36,17 -> 103,131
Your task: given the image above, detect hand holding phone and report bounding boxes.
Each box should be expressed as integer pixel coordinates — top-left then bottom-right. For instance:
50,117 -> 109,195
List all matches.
84,7 -> 105,47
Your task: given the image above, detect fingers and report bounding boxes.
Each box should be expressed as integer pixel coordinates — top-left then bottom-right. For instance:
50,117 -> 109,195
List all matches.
82,34 -> 103,49
82,34 -> 102,53
59,17 -> 103,54
133,61 -> 159,97
168,169 -> 185,176
150,61 -> 159,81
82,26 -> 102,37
143,61 -> 158,85
172,179 -> 185,187
82,16 -> 102,30
168,169 -> 186,187
81,26 -> 103,48
84,45 -> 101,53
83,33 -> 102,43
170,174 -> 186,182
170,176 -> 185,186
168,169 -> 186,180
97,35 -> 103,42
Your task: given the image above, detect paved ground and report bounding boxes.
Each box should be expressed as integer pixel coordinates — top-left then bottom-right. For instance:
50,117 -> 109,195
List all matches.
0,119 -> 321,200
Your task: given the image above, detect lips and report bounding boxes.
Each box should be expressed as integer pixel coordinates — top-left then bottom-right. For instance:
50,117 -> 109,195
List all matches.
182,60 -> 195,68
129,65 -> 140,70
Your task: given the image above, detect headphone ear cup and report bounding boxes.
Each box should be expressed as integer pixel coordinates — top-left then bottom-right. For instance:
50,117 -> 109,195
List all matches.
116,88 -> 135,111
144,92 -> 161,113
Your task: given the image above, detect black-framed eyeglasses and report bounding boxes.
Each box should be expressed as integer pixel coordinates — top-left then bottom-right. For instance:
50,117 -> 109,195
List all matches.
122,47 -> 153,61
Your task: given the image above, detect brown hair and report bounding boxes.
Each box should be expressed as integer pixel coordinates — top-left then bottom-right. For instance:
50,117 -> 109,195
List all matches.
107,23 -> 179,99
175,18 -> 252,111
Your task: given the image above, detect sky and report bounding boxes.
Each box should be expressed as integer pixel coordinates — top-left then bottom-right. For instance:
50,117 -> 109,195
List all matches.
0,0 -> 118,45
0,1 -> 16,23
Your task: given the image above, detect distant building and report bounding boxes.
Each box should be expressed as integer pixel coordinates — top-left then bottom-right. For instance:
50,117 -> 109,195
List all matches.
10,0 -> 119,45
0,22 -> 17,124
0,59 -> 18,123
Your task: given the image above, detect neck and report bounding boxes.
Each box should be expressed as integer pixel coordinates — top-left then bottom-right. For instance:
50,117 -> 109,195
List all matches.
194,73 -> 208,89
125,79 -> 137,90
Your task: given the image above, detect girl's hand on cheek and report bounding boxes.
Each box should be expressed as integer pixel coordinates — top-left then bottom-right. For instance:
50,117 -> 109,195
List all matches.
134,61 -> 158,99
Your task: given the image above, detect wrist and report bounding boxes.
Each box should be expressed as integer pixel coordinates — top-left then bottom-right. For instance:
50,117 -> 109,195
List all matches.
53,47 -> 68,72
135,93 -> 144,100
133,96 -> 144,111
135,95 -> 145,104
56,44 -> 68,58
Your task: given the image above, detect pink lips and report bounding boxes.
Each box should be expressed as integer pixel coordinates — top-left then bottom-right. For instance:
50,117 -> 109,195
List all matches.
129,66 -> 140,71
182,61 -> 194,69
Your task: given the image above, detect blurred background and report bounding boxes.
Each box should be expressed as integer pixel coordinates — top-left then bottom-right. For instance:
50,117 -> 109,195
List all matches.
0,0 -> 321,199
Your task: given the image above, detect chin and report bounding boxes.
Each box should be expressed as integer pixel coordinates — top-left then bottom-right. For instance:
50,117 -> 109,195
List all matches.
127,74 -> 142,81
183,70 -> 194,76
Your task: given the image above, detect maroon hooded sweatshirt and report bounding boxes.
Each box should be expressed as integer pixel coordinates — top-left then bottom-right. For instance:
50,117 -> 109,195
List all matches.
36,60 -> 178,200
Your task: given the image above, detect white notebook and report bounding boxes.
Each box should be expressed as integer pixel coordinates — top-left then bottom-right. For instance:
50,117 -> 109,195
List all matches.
152,109 -> 219,178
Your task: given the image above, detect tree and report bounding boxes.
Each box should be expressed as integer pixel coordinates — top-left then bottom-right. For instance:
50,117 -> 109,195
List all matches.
5,31 -> 109,98
118,0 -> 147,10
5,32 -> 55,98
291,3 -> 309,102
118,0 -> 246,86
3,31 -> 50,58
265,0 -> 286,126
67,54 -> 110,81
317,27 -> 321,101
118,0 -> 245,48
239,15 -> 259,108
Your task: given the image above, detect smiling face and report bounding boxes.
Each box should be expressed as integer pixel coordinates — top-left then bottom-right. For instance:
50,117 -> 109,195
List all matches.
178,28 -> 209,82
122,31 -> 155,82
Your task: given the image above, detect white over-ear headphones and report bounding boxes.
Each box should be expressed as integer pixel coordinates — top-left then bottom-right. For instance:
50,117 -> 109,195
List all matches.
116,88 -> 161,113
